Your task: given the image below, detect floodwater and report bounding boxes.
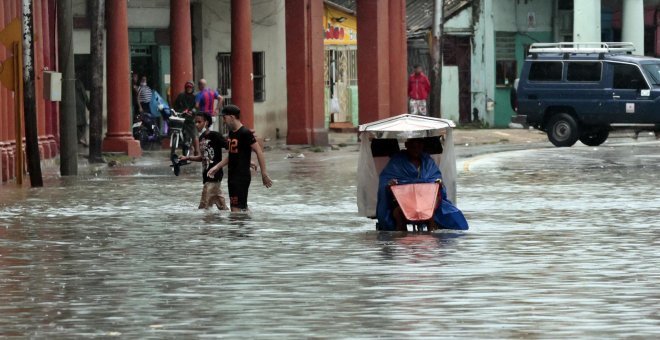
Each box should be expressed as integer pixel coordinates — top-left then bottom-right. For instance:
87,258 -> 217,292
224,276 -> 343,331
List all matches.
1,141 -> 659,338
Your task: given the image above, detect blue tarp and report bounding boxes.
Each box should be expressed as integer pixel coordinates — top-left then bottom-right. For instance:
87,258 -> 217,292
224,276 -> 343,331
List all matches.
149,91 -> 171,119
376,151 -> 469,231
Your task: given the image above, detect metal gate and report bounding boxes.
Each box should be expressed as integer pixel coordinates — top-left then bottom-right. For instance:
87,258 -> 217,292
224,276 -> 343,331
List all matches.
324,46 -> 357,124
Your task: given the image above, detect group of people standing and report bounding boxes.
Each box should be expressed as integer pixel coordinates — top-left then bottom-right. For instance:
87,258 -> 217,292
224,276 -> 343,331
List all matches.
132,74 -> 272,213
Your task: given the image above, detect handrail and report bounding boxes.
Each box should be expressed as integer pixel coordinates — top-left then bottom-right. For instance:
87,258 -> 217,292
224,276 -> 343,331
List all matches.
529,42 -> 636,54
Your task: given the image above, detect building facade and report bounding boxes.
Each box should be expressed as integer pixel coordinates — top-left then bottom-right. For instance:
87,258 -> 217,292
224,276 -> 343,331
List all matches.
1,0 -> 410,183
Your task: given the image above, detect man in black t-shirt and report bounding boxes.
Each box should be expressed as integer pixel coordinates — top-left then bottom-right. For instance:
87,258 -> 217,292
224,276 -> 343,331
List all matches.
180,112 -> 229,210
207,104 -> 272,212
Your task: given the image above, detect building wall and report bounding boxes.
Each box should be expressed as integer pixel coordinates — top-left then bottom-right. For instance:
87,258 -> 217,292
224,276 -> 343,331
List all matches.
198,0 -> 288,140
490,0 -> 553,127
127,0 -> 170,28
72,10 -> 108,137
444,6 -> 473,34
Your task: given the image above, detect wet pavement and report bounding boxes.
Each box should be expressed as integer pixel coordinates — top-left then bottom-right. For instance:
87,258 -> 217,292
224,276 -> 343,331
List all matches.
0,134 -> 659,338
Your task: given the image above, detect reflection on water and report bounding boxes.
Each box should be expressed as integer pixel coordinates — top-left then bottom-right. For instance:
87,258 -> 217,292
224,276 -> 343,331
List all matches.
1,145 -> 659,338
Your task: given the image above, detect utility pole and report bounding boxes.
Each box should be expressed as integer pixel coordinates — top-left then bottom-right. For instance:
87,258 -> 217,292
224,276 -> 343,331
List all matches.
430,0 -> 444,118
88,0 -> 105,163
58,0 -> 77,175
22,0 -> 43,187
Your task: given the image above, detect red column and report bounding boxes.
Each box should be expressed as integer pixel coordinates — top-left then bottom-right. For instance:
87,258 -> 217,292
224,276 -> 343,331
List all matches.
102,0 -> 141,157
389,0 -> 407,116
230,0 -> 255,129
285,0 -> 328,145
0,0 -> 7,181
5,0 -> 18,181
48,0 -> 59,146
170,0 -> 193,98
41,0 -> 57,157
357,0 -> 391,124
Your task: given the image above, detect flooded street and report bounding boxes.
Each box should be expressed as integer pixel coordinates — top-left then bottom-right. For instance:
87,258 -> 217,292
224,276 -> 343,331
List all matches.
1,139 -> 659,338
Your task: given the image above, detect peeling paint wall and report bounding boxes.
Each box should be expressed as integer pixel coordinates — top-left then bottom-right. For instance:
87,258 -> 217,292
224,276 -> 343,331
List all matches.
464,0 -> 555,127
470,0 -> 495,127
440,66 -> 460,122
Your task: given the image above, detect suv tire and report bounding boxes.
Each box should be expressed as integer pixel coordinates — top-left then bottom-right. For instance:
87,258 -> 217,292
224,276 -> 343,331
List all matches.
547,113 -> 579,147
579,128 -> 609,146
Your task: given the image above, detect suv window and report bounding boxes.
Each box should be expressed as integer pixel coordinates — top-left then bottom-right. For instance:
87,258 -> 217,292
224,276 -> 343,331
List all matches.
641,63 -> 660,85
612,63 -> 648,89
567,62 -> 601,82
528,62 -> 562,81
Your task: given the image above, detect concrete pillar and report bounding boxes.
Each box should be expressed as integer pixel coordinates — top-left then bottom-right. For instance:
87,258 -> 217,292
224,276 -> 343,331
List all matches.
102,0 -> 141,157
477,0 -> 496,127
622,0 -> 644,55
285,0 -> 328,145
357,0 -> 390,124
574,0 -> 601,42
231,0 -> 255,129
389,0 -> 407,116
170,0 -> 193,97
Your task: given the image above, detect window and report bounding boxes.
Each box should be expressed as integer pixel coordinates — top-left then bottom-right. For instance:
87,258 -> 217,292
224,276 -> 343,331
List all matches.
558,0 -> 573,10
216,51 -> 266,103
642,63 -> 660,85
496,61 -> 517,86
566,62 -> 601,82
612,63 -> 648,90
496,32 -> 516,86
528,62 -> 563,81
253,52 -> 265,102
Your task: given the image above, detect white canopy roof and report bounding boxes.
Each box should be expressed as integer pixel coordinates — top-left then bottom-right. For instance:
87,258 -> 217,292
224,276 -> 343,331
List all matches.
356,114 -> 459,217
358,114 -> 456,133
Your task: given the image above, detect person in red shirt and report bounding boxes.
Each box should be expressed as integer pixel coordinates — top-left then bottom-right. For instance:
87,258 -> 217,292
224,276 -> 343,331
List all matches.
407,65 -> 431,115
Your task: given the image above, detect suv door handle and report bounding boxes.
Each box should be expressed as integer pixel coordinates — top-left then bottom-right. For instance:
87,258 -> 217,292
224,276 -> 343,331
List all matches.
612,95 -> 620,99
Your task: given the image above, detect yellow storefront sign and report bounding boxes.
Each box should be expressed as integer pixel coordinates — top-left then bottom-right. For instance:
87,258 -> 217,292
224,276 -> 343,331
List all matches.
323,5 -> 357,46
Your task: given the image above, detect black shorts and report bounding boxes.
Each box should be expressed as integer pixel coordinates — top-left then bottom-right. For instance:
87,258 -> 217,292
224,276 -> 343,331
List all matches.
228,177 -> 251,210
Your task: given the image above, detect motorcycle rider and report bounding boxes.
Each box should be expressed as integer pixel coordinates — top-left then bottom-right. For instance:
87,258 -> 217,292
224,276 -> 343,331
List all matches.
174,81 -> 200,158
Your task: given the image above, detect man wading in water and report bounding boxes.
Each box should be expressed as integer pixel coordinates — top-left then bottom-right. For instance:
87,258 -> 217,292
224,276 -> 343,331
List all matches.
207,105 -> 272,212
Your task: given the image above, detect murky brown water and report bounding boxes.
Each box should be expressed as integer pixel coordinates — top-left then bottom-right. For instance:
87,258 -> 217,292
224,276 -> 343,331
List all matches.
1,143 -> 659,338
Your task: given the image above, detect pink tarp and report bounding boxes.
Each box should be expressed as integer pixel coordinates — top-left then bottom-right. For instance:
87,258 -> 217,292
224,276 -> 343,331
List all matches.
390,183 -> 439,221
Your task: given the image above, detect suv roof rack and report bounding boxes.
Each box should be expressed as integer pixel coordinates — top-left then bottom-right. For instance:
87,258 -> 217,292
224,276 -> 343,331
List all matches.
529,42 -> 636,55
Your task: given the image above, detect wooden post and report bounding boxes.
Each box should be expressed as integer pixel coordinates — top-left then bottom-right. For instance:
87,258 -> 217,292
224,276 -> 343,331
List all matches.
21,0 -> 43,187
58,0 -> 78,175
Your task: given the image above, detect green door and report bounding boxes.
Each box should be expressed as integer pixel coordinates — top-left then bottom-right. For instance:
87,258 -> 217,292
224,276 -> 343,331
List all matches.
155,45 -> 171,102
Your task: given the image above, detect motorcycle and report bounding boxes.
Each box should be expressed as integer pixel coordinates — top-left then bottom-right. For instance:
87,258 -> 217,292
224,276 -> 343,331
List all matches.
132,91 -> 171,150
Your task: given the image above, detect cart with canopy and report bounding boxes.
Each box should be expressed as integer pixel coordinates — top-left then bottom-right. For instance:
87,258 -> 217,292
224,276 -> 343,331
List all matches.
356,114 -> 467,231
